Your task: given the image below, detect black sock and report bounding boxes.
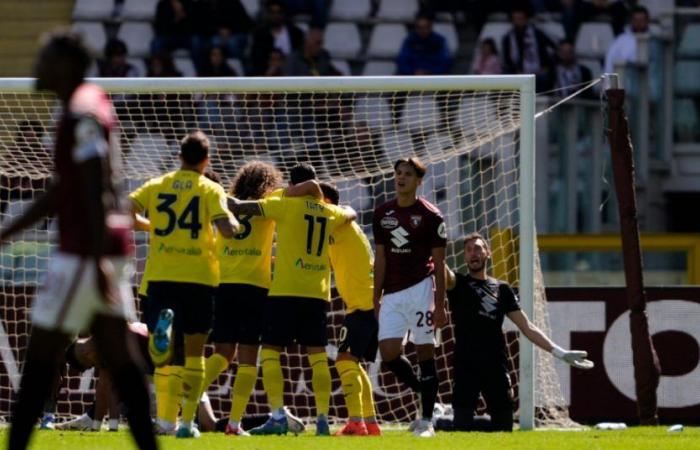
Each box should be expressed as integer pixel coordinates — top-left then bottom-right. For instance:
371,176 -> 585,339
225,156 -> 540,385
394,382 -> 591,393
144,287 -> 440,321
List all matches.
110,363 -> 158,450
418,359 -> 438,420
9,358 -> 59,450
383,357 -> 420,391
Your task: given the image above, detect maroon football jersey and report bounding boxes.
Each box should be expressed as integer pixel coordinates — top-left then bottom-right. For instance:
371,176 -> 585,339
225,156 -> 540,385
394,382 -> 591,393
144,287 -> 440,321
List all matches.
53,83 -> 131,256
372,197 -> 447,294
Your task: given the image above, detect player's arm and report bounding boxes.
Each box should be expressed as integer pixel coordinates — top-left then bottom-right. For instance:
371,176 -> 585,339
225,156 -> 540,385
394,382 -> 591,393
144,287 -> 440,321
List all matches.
444,264 -> 457,291
128,199 -> 151,232
0,182 -> 55,243
373,244 -> 386,319
431,246 -> 447,328
227,196 -> 263,216
506,309 -> 594,369
213,216 -> 238,238
284,179 -> 323,199
340,205 -> 357,223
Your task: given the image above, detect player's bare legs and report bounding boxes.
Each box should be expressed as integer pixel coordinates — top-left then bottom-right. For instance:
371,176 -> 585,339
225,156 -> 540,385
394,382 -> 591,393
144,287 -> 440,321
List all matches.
90,315 -> 157,450
8,327 -> 72,450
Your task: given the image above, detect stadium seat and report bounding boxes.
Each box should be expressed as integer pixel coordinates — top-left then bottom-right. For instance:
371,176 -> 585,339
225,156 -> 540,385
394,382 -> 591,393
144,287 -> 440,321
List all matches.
226,58 -> 245,76
434,22 -> 458,56
477,22 -> 511,55
674,99 -> 699,142
363,60 -> 397,76
240,0 -> 260,20
72,22 -> 108,56
398,95 -> 440,132
376,0 -> 419,22
324,23 -> 362,59
575,22 -> 614,59
127,58 -> 147,77
174,57 -> 197,77
367,24 -> 407,59
639,0 -> 671,19
117,22 -> 154,57
331,59 -> 351,76
678,24 -> 700,58
380,129 -> 413,163
330,0 -> 371,21
121,0 -> 158,21
72,0 -> 114,21
674,61 -> 700,96
538,22 -> 565,43
353,95 -> 392,129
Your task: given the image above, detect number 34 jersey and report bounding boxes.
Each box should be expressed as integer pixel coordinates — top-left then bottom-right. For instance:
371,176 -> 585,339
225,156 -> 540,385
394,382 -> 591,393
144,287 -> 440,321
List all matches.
129,169 -> 233,286
259,194 -> 349,301
217,189 -> 283,289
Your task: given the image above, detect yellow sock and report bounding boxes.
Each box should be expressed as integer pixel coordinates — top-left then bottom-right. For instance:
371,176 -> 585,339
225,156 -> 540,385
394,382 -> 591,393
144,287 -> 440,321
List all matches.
308,352 -> 331,417
154,366 -> 172,422
261,348 -> 284,411
336,360 -> 363,419
180,356 -> 205,425
163,365 -> 183,425
229,364 -> 257,423
203,353 -> 229,393
358,364 -> 377,419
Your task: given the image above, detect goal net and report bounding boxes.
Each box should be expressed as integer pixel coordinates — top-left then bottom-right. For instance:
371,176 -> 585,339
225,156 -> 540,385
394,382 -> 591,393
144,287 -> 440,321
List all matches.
0,76 -> 571,428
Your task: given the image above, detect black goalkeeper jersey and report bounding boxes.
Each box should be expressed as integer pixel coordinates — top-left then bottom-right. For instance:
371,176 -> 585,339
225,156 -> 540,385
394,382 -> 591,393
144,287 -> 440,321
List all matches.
447,273 -> 521,363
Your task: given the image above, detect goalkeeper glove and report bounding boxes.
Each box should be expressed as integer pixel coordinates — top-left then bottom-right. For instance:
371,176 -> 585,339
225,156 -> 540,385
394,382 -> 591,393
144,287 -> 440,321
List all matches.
552,346 -> 594,369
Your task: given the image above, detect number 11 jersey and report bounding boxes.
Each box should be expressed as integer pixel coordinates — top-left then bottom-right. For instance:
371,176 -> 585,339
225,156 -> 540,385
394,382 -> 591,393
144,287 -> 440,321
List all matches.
129,169 -> 232,286
259,194 -> 348,301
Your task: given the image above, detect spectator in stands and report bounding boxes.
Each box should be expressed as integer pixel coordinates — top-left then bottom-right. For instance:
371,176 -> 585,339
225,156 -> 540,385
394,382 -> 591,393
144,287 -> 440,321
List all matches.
604,5 -> 651,74
146,52 -> 182,77
98,39 -> 140,78
279,0 -> 329,28
250,0 -> 305,75
397,12 -> 452,76
209,0 -> 254,60
552,39 -> 594,98
501,5 -> 556,91
561,0 -> 629,40
151,0 -> 194,57
470,38 -> 502,75
198,45 -> 238,77
283,27 -> 339,76
264,49 -> 286,76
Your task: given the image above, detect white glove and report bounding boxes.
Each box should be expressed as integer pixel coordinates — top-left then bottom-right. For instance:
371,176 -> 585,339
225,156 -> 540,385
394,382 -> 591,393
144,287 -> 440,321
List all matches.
552,346 -> 594,369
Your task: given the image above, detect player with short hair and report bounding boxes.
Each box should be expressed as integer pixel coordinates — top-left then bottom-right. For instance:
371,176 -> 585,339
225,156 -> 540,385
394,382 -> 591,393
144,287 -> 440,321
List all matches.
372,157 -> 447,438
129,130 -> 239,438
444,232 -> 593,431
0,29 -> 157,450
199,161 -> 286,437
228,163 -> 356,436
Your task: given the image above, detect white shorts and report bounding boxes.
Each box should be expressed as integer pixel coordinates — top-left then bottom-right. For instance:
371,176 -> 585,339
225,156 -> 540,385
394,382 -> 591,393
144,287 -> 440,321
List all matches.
378,276 -> 436,346
32,252 -> 136,334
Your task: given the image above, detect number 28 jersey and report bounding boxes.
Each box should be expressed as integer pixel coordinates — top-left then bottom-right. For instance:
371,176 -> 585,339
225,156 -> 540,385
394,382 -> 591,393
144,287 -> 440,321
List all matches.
129,169 -> 232,286
259,195 -> 348,301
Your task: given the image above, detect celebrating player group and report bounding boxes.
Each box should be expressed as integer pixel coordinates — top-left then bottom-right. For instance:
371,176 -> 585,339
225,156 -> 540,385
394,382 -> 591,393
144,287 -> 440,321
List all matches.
0,29 -> 597,450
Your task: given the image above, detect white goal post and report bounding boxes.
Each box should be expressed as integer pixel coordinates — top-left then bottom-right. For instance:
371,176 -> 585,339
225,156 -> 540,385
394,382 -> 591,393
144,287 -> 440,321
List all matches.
0,75 -> 559,430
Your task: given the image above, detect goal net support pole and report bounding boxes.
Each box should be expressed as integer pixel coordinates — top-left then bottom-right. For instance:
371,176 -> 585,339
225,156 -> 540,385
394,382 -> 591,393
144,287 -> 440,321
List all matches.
605,74 -> 660,425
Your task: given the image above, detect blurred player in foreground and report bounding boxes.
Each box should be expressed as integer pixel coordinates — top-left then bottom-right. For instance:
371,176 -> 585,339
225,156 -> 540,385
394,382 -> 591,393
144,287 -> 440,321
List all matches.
0,29 -> 156,450
443,232 -> 593,431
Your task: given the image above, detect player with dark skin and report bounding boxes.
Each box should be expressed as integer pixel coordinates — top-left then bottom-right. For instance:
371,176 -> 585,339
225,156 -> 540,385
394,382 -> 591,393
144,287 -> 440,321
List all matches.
0,30 -> 156,450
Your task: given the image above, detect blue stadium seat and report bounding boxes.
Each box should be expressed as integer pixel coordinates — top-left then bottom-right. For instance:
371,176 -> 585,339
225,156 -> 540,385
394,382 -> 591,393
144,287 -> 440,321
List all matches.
331,59 -> 351,76
72,0 -> 114,21
376,0 -> 419,22
174,57 -> 197,77
330,0 -> 371,21
538,22 -> 566,44
575,22 -> 614,59
324,22 -> 362,59
678,24 -> 700,58
72,22 -> 108,56
477,22 -> 511,55
674,99 -> 699,142
122,0 -> 158,21
226,58 -> 245,76
117,22 -> 154,57
674,61 -> 700,96
434,22 -> 458,56
363,60 -> 397,76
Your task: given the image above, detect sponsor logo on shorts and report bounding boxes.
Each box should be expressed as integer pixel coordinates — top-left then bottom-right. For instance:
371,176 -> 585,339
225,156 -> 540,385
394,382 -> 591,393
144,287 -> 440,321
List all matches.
295,258 -> 327,271
381,216 -> 399,229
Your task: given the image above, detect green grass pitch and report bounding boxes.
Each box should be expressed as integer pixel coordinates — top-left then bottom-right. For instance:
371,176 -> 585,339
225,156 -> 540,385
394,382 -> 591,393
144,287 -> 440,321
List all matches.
2,427 -> 699,450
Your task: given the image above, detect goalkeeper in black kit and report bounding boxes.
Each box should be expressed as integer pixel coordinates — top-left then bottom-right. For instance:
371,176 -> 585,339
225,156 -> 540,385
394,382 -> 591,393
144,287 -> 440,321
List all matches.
442,232 -> 593,431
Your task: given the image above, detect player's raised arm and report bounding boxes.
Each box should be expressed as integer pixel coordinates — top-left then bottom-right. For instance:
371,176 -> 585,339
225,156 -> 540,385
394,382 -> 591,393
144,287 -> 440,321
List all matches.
284,179 -> 323,199
506,309 -> 594,370
227,196 -> 264,216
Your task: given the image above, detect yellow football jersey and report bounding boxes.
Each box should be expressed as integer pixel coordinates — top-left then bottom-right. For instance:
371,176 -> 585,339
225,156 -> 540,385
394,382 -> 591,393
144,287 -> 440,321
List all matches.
329,221 -> 374,313
218,189 -> 283,288
259,195 -> 348,301
129,169 -> 232,287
